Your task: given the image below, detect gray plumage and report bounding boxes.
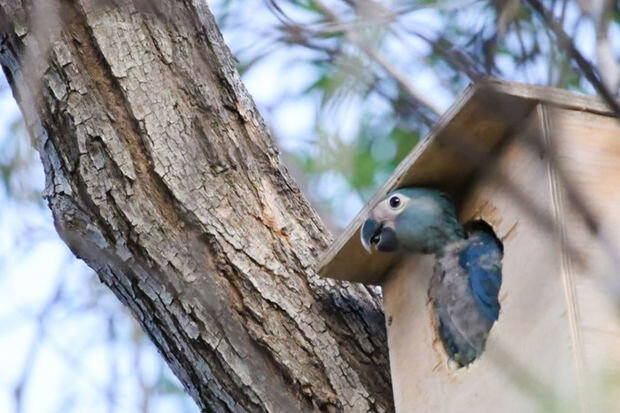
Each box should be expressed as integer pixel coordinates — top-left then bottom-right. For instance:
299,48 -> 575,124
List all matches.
429,233 -> 498,366
361,188 -> 503,367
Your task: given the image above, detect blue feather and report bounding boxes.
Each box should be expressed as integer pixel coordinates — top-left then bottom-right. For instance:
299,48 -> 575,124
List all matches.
459,227 -> 503,321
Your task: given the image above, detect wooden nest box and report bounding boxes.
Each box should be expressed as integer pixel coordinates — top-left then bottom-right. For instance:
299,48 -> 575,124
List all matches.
319,79 -> 620,412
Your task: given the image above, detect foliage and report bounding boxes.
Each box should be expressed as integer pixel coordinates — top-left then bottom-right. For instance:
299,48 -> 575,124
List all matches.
213,0 -> 618,224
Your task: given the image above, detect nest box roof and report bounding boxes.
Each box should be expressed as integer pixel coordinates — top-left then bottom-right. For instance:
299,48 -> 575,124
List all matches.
317,78 -> 612,285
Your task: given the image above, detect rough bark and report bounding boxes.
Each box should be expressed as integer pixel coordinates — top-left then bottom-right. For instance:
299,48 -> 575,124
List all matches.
0,1 -> 392,412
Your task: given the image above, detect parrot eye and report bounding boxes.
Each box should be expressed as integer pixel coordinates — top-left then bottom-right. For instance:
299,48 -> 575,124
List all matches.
389,196 -> 401,208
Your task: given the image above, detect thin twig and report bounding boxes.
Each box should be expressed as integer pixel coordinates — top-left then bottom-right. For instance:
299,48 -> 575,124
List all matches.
312,0 -> 444,117
522,0 -> 620,117
286,0 -> 484,36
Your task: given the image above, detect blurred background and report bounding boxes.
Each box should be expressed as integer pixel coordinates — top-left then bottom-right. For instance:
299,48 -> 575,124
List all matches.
0,0 -> 618,412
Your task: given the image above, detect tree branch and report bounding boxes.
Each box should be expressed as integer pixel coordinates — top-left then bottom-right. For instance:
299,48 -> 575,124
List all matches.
522,0 -> 620,116
0,1 -> 393,411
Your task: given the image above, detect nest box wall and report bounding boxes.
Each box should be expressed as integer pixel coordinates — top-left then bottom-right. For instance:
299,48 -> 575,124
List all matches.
318,79 -> 620,412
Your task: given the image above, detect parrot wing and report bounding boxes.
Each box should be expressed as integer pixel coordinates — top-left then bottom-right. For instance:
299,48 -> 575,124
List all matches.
460,224 -> 503,322
429,223 -> 503,366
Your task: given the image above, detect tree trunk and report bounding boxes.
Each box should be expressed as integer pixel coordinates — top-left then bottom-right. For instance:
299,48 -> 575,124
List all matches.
0,1 -> 392,412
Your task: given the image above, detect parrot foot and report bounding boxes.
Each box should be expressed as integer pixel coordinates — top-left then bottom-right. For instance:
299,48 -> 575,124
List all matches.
446,358 -> 460,372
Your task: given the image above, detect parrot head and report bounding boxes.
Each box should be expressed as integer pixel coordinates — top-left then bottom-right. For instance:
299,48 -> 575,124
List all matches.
360,187 -> 465,255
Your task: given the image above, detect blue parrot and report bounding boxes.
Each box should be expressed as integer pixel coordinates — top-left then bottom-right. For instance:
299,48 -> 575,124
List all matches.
360,187 -> 503,367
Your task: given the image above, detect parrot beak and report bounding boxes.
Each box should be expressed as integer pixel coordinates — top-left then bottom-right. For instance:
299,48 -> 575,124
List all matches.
361,218 -> 383,253
361,218 -> 399,253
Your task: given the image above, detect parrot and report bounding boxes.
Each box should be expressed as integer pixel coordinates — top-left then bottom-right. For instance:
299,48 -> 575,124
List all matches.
360,187 -> 503,367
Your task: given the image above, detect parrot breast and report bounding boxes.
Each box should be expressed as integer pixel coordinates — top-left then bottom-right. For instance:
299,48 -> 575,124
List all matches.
428,221 -> 503,367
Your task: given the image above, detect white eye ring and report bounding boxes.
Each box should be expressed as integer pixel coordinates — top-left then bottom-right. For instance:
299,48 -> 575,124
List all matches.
389,196 -> 401,208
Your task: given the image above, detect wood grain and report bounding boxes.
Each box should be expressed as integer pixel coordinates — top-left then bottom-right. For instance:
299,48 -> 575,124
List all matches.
325,97 -> 620,412
383,109 -> 580,412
